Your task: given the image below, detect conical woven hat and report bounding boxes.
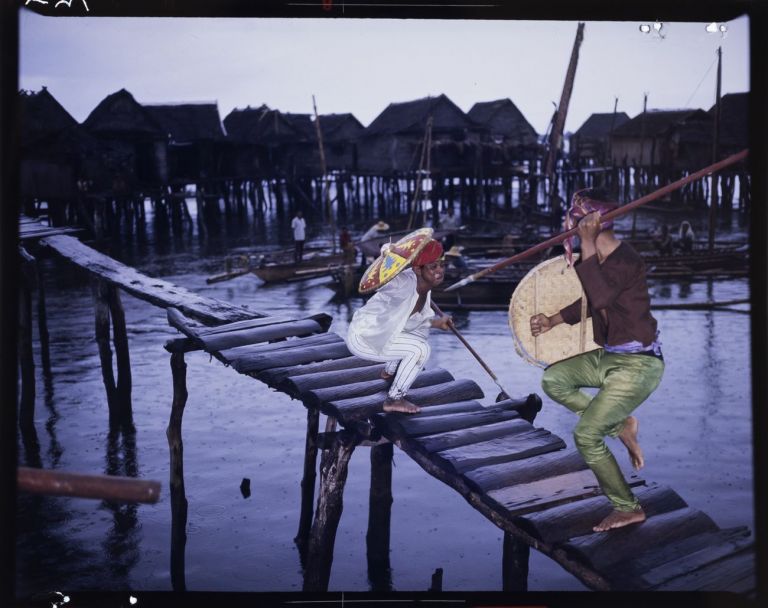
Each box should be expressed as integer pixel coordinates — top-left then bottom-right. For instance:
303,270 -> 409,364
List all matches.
508,254 -> 599,368
359,227 -> 434,294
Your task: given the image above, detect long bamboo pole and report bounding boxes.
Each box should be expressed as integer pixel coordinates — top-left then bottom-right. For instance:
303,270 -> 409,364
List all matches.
18,467 -> 160,504
444,149 -> 749,292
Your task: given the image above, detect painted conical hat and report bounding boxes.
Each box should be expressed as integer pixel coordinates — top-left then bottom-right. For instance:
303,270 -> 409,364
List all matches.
508,254 -> 600,368
359,227 -> 434,294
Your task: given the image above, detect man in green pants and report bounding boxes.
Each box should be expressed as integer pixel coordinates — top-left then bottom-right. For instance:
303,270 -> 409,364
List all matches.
530,188 -> 664,532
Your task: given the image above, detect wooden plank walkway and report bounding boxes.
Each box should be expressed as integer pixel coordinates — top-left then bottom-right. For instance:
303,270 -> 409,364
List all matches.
21,217 -> 754,594
165,307 -> 756,594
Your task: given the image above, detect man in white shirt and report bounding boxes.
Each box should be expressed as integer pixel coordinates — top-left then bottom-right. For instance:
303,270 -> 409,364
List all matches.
346,239 -> 452,413
291,210 -> 307,262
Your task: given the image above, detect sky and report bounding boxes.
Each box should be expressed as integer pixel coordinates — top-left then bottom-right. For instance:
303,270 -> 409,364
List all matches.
19,10 -> 751,135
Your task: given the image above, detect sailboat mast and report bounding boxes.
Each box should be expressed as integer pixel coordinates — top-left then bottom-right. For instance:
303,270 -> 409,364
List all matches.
544,22 -> 585,224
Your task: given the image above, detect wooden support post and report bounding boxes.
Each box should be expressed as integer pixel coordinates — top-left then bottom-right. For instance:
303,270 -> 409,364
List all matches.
302,429 -> 358,592
502,531 -> 530,591
167,351 -> 189,592
295,407 -> 320,554
92,279 -> 133,430
107,284 -> 133,429
366,441 -> 393,592
18,274 -> 35,432
32,260 -> 52,377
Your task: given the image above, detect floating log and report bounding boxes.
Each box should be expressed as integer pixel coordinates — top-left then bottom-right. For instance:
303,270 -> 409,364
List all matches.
486,468 -> 643,517
42,234 -> 259,324
514,483 -> 688,545
256,356 -> 380,386
326,378 -> 485,422
465,448 -> 588,493
416,418 -> 534,453
437,428 -> 566,474
231,342 -> 351,374
303,368 -> 454,408
17,466 -> 160,503
561,506 -> 719,572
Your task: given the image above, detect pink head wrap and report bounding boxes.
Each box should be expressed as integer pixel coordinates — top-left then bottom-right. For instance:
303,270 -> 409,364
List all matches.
563,188 -> 618,266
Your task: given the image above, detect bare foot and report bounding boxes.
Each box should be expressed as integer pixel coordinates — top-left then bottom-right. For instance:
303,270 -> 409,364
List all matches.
383,397 -> 420,414
380,370 -> 395,381
593,507 -> 646,532
618,415 -> 644,470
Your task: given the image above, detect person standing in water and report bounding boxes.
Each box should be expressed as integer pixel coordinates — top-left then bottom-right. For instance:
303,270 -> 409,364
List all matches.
291,210 -> 307,263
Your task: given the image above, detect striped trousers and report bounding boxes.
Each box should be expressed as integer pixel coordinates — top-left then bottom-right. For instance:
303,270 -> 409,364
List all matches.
346,329 -> 431,400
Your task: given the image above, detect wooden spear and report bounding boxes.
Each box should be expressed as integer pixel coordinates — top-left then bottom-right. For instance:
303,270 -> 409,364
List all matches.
430,301 -> 512,399
18,466 -> 161,504
444,149 -> 749,292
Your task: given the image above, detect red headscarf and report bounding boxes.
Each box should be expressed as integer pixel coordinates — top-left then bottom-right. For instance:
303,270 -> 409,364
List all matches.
413,239 -> 444,266
563,188 -> 618,266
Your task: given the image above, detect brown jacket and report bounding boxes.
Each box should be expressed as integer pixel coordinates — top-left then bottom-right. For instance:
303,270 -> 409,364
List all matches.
559,242 -> 657,347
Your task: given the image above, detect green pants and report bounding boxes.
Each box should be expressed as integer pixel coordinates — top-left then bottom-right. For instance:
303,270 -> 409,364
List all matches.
541,349 -> 664,511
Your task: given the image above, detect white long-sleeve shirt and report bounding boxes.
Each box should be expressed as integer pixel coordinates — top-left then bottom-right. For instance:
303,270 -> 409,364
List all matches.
347,269 -> 435,355
291,216 -> 306,241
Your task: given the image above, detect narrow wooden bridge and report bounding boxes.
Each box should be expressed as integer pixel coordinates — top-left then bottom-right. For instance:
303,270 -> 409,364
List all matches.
18,216 -> 756,596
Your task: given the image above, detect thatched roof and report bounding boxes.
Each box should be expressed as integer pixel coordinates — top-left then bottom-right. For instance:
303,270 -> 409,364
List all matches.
709,92 -> 748,148
467,99 -> 538,139
19,87 -> 78,147
282,112 -> 365,142
145,103 -> 226,142
574,112 -> 630,138
282,113 -> 316,140
223,105 -> 302,145
364,94 -> 479,137
83,88 -> 165,137
612,109 -> 710,138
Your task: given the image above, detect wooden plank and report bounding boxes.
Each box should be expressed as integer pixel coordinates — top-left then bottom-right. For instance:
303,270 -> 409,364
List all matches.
303,368 -> 454,408
436,428 -> 566,474
42,235 -> 260,324
416,418 -> 534,453
230,342 -> 351,374
218,332 -> 341,360
561,507 -> 720,571
390,402 -> 525,438
465,448 -> 588,493
514,483 -> 688,545
486,468 -> 641,517
200,319 -> 324,352
630,533 -> 753,590
602,526 -> 751,589
652,548 -> 755,593
281,363 -> 389,396
388,400 -> 485,419
196,316 -> 299,336
326,379 -> 484,422
256,356 -> 380,386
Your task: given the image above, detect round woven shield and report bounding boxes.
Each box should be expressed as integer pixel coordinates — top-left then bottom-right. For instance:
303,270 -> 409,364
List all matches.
508,254 -> 599,368
359,227 -> 433,294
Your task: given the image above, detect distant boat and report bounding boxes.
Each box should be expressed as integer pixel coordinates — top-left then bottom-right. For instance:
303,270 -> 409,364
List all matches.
206,247 -> 345,284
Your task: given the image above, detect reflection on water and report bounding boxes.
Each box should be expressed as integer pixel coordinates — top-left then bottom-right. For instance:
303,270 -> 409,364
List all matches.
14,203 -> 753,595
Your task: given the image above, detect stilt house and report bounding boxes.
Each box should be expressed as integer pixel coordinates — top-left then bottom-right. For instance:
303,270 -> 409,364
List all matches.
144,103 -> 227,187
609,108 -> 713,171
281,112 -> 364,176
356,94 -> 484,177
710,92 -> 749,155
82,88 -> 169,193
467,98 -> 540,175
570,111 -> 630,166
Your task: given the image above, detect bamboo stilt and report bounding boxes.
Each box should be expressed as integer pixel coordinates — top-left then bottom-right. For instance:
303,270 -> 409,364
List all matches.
167,351 -> 188,592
